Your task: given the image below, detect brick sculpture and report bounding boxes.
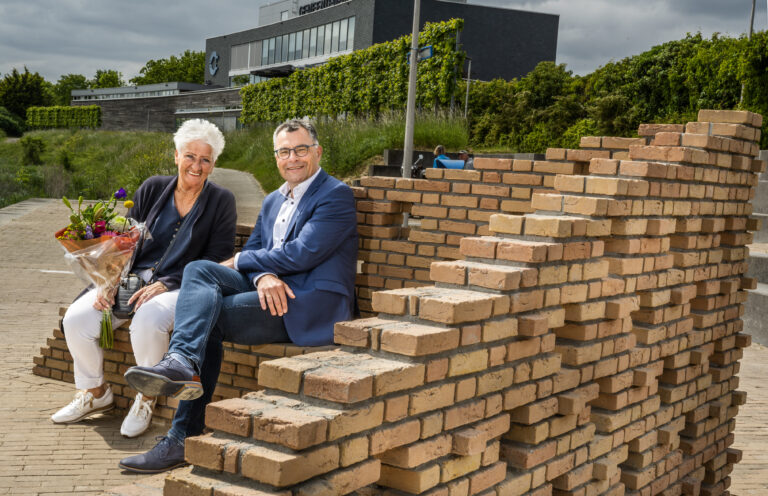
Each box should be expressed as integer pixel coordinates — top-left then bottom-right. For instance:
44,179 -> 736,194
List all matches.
34,109 -> 762,495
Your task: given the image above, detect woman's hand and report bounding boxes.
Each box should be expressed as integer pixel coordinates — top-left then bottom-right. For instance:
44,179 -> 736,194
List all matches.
93,291 -> 115,311
128,281 -> 168,310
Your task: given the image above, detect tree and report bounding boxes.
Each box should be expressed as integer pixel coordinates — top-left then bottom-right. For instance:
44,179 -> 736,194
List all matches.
90,69 -> 124,89
129,50 -> 205,85
0,67 -> 52,121
54,74 -> 88,105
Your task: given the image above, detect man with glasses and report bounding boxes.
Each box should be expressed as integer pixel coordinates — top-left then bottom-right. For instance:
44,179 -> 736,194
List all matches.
119,118 -> 358,473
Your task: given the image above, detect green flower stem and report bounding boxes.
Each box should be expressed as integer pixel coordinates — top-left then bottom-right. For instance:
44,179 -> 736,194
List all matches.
100,310 -> 114,349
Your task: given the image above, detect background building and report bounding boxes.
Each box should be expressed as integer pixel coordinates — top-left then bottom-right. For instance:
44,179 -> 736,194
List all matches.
74,0 -> 558,131
205,0 -> 558,86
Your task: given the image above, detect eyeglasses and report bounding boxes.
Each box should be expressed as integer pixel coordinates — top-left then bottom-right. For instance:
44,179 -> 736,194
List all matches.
274,144 -> 317,159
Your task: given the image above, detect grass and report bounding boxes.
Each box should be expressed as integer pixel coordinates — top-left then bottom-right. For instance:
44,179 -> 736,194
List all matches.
0,113 -> 469,208
0,130 -> 175,209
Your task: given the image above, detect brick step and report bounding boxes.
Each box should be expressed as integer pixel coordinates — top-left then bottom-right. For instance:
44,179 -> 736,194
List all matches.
256,349 -> 426,404
487,213 -> 612,239
371,286 -> 509,325
164,460 -> 380,495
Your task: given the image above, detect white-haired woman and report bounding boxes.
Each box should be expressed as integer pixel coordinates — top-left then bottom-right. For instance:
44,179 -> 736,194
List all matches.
52,119 -> 237,437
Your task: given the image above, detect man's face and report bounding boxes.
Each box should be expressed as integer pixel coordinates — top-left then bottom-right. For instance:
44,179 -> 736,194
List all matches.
274,127 -> 322,190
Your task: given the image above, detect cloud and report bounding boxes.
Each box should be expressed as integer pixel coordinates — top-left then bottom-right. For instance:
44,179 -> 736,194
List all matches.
0,0 -> 265,81
2,0 -> 766,82
469,0 -> 766,75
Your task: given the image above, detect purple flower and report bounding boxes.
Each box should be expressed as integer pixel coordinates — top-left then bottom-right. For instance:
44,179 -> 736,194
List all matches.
84,226 -> 94,239
114,188 -> 127,199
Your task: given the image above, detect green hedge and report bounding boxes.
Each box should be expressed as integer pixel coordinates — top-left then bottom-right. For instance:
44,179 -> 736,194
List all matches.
240,19 -> 465,124
26,105 -> 101,129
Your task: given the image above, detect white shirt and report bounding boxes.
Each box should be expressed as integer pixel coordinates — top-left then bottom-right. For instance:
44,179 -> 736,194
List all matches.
234,168 -> 323,285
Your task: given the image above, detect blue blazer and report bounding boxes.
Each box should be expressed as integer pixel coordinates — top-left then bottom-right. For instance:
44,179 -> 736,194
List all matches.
236,170 -> 358,346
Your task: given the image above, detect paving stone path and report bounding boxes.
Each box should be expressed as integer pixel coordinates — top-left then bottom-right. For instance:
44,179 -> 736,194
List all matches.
0,169 -> 263,495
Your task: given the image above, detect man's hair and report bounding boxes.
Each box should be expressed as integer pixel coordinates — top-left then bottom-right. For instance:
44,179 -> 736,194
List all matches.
173,119 -> 225,162
273,119 -> 320,145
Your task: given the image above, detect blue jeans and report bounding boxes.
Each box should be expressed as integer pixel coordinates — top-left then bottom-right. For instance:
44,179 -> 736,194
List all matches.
166,260 -> 288,443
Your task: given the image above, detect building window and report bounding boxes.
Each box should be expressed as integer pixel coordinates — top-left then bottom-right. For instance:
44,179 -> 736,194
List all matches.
249,40 -> 261,67
280,10 -> 289,21
339,18 -> 348,51
275,36 -> 282,63
288,32 -> 296,61
231,43 -> 249,71
268,37 -> 276,65
281,34 -> 289,62
324,22 -> 332,54
309,27 -> 317,57
295,30 -> 303,60
302,29 -> 310,58
262,39 -> 269,65
317,25 -> 326,55
331,21 -> 340,53
348,16 -> 355,49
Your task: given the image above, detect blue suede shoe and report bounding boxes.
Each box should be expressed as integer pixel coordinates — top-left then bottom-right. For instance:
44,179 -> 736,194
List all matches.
118,436 -> 186,473
124,354 -> 203,400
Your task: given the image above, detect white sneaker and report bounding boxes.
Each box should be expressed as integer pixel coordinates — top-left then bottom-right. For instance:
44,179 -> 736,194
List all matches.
51,387 -> 114,423
120,393 -> 156,438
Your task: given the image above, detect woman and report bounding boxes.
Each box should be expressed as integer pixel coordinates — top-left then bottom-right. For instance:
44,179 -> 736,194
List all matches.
432,144 -> 449,168
51,119 -> 237,438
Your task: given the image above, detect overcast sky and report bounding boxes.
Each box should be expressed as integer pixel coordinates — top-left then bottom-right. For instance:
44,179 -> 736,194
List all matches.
1,0 -> 766,83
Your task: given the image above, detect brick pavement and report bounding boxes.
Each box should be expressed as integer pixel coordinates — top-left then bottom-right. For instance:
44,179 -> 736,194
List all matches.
0,169 -> 264,496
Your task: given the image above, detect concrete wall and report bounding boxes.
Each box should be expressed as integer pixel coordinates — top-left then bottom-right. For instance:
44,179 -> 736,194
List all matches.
72,88 -> 242,132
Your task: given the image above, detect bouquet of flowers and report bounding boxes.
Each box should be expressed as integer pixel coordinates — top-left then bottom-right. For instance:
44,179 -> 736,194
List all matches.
55,188 -> 148,349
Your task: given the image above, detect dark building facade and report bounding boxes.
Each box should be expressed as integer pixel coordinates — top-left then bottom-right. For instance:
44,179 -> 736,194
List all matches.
205,0 -> 558,86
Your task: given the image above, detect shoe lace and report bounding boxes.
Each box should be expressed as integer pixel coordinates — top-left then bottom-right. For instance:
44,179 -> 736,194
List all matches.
70,391 -> 93,412
129,394 -> 153,420
153,436 -> 173,457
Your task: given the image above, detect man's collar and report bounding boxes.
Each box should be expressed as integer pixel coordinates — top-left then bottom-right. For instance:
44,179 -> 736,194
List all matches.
278,167 -> 323,200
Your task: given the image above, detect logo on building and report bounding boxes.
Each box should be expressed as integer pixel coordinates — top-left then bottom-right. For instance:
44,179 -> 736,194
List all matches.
209,52 -> 220,76
298,0 -> 346,15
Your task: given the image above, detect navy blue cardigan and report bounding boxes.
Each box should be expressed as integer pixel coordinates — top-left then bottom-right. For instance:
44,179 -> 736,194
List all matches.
128,175 -> 237,291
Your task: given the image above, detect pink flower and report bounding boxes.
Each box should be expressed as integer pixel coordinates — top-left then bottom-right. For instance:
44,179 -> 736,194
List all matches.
94,220 -> 107,235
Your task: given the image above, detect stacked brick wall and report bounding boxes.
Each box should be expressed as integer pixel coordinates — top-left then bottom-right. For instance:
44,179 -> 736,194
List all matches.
167,109 -> 763,495
355,150 -> 607,315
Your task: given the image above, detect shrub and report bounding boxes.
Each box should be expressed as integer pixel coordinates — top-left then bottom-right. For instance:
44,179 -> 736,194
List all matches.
26,105 -> 101,129
0,106 -> 24,137
240,19 -> 465,124
20,135 -> 45,165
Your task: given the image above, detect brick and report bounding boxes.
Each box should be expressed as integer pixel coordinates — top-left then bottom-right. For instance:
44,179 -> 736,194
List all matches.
370,419 -> 421,455
303,367 -> 373,403
502,439 -> 557,469
378,434 -> 453,468
295,459 -> 381,496
380,321 -> 460,356
378,463 -> 440,493
241,444 -> 339,487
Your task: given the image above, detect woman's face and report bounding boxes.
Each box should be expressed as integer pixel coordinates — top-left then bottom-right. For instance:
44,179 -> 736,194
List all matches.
175,140 -> 214,191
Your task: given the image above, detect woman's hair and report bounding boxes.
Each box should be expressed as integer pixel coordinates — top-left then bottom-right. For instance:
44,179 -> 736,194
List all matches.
173,119 -> 226,162
433,144 -> 445,156
273,118 -> 320,145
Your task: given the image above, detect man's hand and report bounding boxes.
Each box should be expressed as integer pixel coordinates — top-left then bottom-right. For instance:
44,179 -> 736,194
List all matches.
257,274 -> 295,317
128,281 -> 168,310
219,256 -> 236,269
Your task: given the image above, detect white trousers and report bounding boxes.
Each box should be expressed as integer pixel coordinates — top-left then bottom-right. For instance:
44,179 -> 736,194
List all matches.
63,287 -> 179,390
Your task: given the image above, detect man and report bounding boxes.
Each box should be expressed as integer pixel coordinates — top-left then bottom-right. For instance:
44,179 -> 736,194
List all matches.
459,149 -> 474,170
119,119 -> 358,473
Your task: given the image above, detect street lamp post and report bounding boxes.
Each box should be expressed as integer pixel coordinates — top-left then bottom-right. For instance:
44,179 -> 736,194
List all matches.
401,0 -> 421,179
